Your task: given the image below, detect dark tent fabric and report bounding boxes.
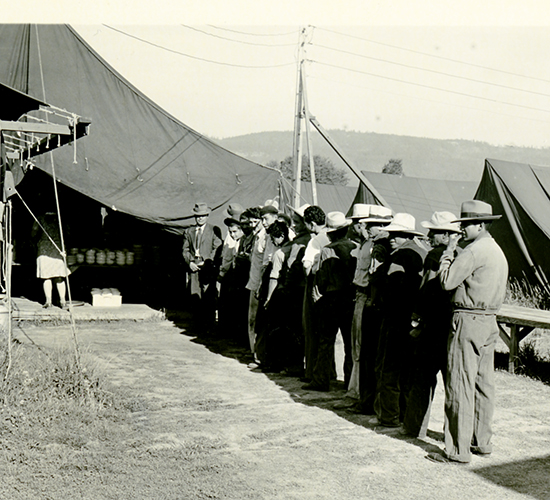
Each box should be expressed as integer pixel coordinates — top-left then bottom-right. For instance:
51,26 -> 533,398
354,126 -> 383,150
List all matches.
0,25 -> 281,232
350,171 -> 478,234
0,82 -> 46,121
475,158 -> 550,292
280,178 -> 357,214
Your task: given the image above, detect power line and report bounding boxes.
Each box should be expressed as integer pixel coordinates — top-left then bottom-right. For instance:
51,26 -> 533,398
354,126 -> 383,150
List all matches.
314,26 -> 550,86
103,25 -> 295,69
182,24 -> 296,47
312,42 -> 550,100
311,59 -> 550,115
308,74 -> 550,126
207,25 -> 299,37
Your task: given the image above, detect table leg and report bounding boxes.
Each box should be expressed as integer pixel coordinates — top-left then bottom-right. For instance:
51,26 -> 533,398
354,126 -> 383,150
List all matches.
509,324 -> 518,374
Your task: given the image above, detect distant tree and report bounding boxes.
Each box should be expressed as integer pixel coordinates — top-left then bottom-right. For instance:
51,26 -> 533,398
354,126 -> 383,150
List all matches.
382,158 -> 404,176
270,155 -> 350,186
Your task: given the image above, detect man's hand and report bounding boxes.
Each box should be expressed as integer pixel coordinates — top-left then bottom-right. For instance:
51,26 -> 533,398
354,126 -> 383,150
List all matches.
447,232 -> 461,253
189,262 -> 200,273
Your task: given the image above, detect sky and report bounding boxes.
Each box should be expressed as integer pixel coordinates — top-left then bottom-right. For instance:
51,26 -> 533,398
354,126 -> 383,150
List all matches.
7,1 -> 550,148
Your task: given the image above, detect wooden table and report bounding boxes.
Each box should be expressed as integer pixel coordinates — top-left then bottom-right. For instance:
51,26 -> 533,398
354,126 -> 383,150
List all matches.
497,303 -> 550,373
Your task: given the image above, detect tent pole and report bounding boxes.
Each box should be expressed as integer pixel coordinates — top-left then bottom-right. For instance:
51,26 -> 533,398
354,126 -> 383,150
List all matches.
301,61 -> 317,206
309,116 -> 390,208
293,29 -> 307,210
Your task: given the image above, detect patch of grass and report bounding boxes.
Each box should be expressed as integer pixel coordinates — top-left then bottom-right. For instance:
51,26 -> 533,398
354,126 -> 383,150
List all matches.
0,339 -> 133,481
514,340 -> 550,385
505,278 -> 550,309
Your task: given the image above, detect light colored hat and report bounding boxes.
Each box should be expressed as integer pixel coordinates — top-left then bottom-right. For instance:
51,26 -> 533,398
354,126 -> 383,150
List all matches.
224,203 -> 244,219
263,198 -> 279,210
421,211 -> 461,233
383,213 -> 423,236
349,203 -> 371,219
287,203 -> 311,218
326,211 -> 352,232
453,200 -> 501,222
358,205 -> 393,224
192,202 -> 211,216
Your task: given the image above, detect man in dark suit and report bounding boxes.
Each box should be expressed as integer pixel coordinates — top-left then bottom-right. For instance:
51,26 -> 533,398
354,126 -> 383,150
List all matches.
182,202 -> 222,333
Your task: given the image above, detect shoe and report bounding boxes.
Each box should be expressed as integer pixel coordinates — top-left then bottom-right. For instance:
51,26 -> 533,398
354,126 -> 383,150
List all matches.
471,447 -> 491,458
368,417 -> 380,425
42,303 -> 52,309
346,405 -> 375,416
302,382 -> 329,392
398,427 -> 417,437
333,401 -> 357,410
299,377 -> 312,383
247,362 -> 261,370
426,452 -> 469,465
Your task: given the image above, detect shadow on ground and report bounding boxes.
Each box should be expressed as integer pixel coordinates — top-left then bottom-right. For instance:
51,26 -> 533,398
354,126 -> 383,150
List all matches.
166,308 -> 444,458
472,455 -> 550,500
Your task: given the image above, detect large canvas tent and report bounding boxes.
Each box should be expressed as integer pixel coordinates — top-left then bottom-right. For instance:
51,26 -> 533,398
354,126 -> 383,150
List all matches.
475,158 -> 550,292
350,171 -> 478,233
0,24 -> 281,232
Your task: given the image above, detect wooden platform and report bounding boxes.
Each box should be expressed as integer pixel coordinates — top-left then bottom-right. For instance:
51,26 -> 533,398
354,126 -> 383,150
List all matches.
6,297 -> 164,322
497,303 -> 550,373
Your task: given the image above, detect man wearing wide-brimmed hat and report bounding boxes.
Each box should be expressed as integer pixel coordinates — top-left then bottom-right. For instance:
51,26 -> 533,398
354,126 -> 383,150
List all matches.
402,211 -> 461,438
427,200 -> 508,465
338,204 -> 393,413
182,202 -> 222,332
372,213 -> 427,429
303,212 -> 356,392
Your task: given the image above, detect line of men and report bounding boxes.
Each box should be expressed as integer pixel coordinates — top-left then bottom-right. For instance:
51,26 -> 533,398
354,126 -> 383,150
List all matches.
182,198 -> 508,465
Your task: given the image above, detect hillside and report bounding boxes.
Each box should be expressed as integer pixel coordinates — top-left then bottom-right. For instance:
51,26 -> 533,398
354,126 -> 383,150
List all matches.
215,130 -> 550,184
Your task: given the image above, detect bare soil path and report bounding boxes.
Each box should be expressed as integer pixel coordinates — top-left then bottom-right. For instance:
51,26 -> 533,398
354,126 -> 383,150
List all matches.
6,316 -> 550,500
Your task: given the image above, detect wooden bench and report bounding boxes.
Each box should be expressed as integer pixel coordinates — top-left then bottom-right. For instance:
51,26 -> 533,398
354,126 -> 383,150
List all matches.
497,303 -> 550,373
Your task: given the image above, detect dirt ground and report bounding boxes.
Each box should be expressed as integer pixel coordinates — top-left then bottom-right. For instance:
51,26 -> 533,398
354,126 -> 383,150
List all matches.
4,315 -> 550,500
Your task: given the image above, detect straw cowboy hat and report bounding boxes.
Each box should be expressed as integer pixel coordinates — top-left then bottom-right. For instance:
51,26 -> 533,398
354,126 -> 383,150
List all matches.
287,203 -> 311,218
453,200 -> 502,222
358,205 -> 393,224
383,213 -> 423,236
349,203 -> 371,220
421,211 -> 461,233
192,202 -> 211,216
325,211 -> 352,232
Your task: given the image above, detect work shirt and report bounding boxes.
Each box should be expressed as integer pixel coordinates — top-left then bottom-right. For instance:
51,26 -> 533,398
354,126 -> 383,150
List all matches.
353,239 -> 374,288
246,227 -> 266,292
219,233 -> 239,278
440,233 -> 508,313
315,238 -> 358,296
303,229 -> 330,275
380,238 -> 426,318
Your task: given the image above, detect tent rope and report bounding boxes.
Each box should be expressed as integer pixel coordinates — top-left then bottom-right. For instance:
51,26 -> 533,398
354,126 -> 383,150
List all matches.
34,24 -> 82,373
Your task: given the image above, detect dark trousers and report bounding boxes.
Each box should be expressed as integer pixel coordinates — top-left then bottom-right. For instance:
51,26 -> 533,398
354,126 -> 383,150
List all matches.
312,291 -> 354,389
303,275 -> 318,379
375,316 -> 414,426
403,322 -> 449,437
358,306 -> 383,414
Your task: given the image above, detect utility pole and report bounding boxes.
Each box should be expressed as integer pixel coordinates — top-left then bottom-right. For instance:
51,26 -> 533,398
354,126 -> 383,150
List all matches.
292,28 -> 305,209
301,58 -> 317,205
292,27 -> 318,208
